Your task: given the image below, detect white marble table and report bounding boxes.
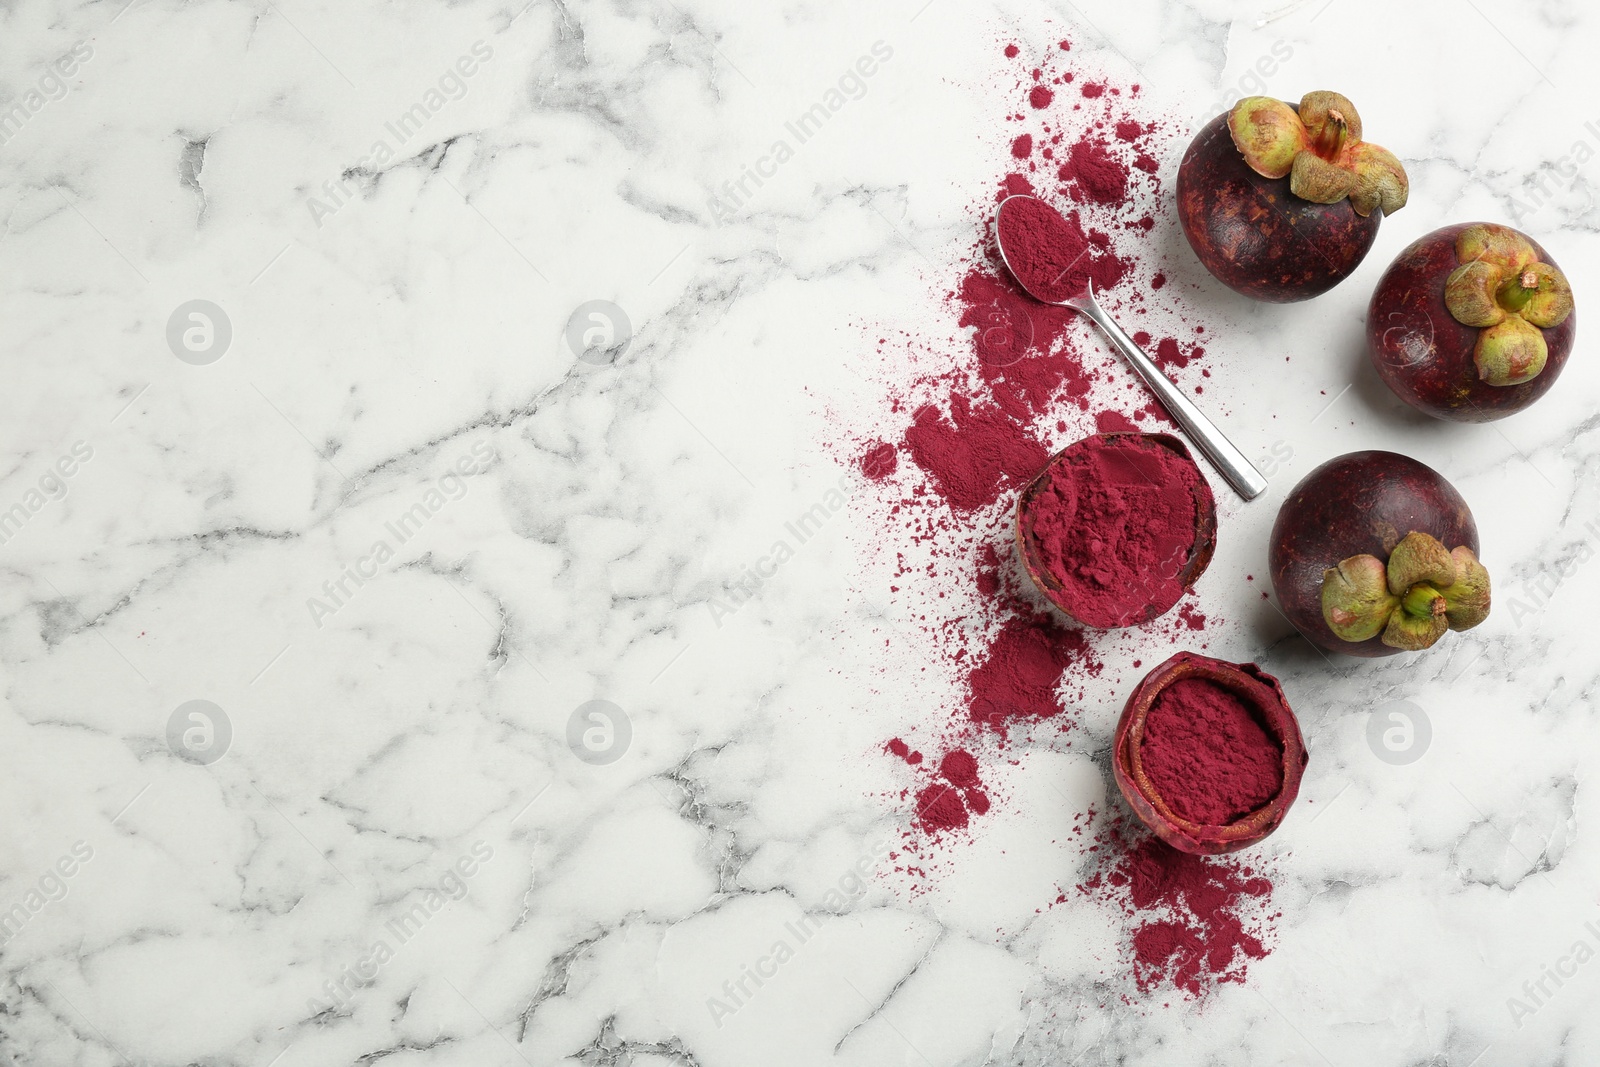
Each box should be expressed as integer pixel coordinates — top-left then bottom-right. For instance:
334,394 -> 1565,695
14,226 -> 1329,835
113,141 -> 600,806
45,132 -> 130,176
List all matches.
1,0 -> 1597,1063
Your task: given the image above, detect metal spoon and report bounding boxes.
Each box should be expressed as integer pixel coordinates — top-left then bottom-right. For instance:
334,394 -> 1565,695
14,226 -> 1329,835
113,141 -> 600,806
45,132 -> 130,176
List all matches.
994,194 -> 1267,501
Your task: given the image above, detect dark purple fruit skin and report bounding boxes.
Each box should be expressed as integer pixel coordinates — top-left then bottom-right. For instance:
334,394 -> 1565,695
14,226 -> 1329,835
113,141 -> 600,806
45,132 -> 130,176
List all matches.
1269,451 -> 1478,657
1176,109 -> 1382,302
1367,222 -> 1577,422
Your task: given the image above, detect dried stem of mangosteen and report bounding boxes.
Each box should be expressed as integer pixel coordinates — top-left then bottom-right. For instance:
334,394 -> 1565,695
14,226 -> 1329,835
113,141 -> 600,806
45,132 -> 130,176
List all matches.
1311,109 -> 1349,160
1399,583 -> 1446,620
1496,271 -> 1539,313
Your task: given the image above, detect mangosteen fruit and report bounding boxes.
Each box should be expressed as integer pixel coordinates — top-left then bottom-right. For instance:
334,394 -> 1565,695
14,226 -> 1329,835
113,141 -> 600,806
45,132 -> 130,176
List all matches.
1177,91 -> 1408,301
1368,221 -> 1576,421
1269,451 -> 1489,657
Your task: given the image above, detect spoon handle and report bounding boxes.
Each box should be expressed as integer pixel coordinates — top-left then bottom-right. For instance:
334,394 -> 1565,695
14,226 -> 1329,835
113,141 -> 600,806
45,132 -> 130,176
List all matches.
1070,290 -> 1268,501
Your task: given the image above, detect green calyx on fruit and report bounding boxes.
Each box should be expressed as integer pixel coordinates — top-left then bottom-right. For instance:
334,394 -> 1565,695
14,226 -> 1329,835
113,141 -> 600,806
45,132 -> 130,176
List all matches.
1385,530 -> 1456,595
1321,532 -> 1490,650
1320,555 -> 1397,643
1440,545 -> 1491,630
1444,223 -> 1574,386
1227,91 -> 1408,217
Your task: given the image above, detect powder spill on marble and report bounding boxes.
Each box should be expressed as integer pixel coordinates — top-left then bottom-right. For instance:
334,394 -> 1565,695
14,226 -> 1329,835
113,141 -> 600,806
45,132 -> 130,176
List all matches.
914,782 -> 970,832
1059,138 -> 1128,206
939,749 -> 980,786
915,749 -> 991,833
1079,831 -> 1276,997
834,30 -> 1271,999
858,39 -> 1199,804
860,440 -> 898,481
886,737 -> 923,764
966,609 -> 1094,727
903,397 -> 1048,513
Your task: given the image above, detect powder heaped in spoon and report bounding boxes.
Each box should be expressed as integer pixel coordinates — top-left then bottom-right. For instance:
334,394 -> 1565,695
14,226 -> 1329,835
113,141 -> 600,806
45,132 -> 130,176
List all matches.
998,195 -> 1096,302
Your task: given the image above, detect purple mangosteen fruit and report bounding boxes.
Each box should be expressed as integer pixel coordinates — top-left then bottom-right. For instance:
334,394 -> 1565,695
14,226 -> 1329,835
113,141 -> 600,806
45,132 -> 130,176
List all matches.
1177,91 -> 1408,302
1269,451 -> 1490,658
1368,221 -> 1576,421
